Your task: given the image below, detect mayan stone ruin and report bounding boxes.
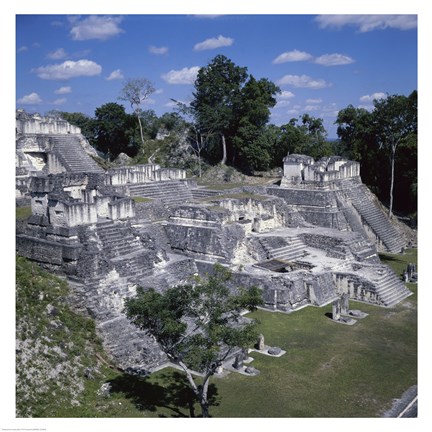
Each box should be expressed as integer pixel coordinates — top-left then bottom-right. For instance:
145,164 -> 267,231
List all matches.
16,110 -> 414,373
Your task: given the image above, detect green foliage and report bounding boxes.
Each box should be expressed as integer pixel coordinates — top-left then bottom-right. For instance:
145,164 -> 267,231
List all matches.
125,263 -> 263,416
336,91 -> 417,215
15,256 -> 107,417
125,264 -> 262,370
93,102 -> 139,159
190,55 -> 279,167
16,206 -> 32,220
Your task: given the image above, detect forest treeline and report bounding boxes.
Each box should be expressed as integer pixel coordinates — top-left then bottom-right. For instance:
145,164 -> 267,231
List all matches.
47,55 -> 417,218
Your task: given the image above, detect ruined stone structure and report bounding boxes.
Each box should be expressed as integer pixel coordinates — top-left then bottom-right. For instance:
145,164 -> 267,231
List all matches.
15,111 -> 414,374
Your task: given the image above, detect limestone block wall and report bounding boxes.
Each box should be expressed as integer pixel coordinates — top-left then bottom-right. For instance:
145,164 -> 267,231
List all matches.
165,224 -> 225,259
105,164 -> 185,186
47,152 -> 67,174
53,201 -> 98,227
16,112 -> 81,135
154,168 -> 186,181
106,164 -> 160,185
282,155 -> 360,186
283,162 -> 303,180
31,193 -> 49,216
16,235 -> 82,273
195,261 -> 309,312
268,187 -> 338,207
95,196 -> 111,218
108,199 -> 135,220
333,272 -> 379,304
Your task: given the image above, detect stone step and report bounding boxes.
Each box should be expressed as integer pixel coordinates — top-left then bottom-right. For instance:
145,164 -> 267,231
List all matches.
341,183 -> 405,253
51,137 -> 104,174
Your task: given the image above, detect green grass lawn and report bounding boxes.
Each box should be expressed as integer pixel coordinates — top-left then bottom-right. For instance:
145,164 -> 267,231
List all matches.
16,206 -> 32,220
82,249 -> 416,418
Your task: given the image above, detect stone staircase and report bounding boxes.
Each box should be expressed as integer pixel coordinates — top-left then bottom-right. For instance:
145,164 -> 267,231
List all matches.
259,235 -> 307,261
310,273 -> 339,306
96,220 -> 142,258
341,180 -> 405,253
374,267 -> 412,307
96,220 -> 155,282
344,237 -> 378,262
129,181 -> 194,206
190,187 -> 224,200
51,135 -> 104,173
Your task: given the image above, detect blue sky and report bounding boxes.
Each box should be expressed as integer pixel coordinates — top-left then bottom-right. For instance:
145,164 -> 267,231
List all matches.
16,13 -> 418,138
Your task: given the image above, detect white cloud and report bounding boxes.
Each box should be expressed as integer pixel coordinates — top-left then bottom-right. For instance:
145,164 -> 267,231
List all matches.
55,86 -> 72,94
52,98 -> 67,105
275,100 -> 291,108
193,35 -> 233,51
306,98 -> 322,104
319,103 -> 339,118
287,109 -> 300,115
314,53 -> 355,66
304,105 -> 321,112
161,66 -> 200,84
17,92 -> 42,105
47,48 -> 67,60
106,69 -> 124,81
149,45 -> 168,55
360,92 -> 387,102
278,91 -> 295,99
70,16 -> 124,41
34,59 -> 102,80
277,74 -> 331,89
315,15 -> 417,32
17,46 -> 28,53
273,49 -> 313,64
275,91 -> 295,107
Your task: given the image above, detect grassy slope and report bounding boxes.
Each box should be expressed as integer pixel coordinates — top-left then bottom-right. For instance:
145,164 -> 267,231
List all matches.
16,256 -> 114,417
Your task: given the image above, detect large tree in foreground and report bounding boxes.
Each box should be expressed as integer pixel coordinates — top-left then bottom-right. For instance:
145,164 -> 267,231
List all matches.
124,264 -> 262,417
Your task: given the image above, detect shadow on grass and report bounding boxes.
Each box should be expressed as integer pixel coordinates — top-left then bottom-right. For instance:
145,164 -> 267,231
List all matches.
378,254 -> 403,263
108,370 -> 219,417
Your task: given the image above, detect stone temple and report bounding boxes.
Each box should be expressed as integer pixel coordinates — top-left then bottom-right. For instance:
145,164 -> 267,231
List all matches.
15,111 -> 414,373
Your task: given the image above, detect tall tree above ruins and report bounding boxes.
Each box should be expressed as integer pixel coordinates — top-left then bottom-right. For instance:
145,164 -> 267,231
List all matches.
373,91 -> 417,218
124,264 -> 262,417
190,55 -> 248,165
93,102 -> 138,159
119,78 -> 156,160
336,91 -> 417,218
190,55 -> 280,169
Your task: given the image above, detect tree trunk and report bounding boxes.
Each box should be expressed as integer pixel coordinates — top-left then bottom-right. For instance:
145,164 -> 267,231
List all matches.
389,144 -> 396,219
221,134 -> 227,165
198,135 -> 203,178
199,399 -> 210,418
198,375 -> 211,417
136,113 -> 145,146
178,360 -> 211,417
